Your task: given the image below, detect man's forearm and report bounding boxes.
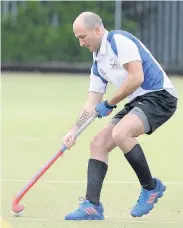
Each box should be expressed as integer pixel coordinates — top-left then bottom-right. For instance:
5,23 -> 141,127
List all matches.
68,92 -> 103,133
108,73 -> 143,105
70,104 -> 96,132
75,109 -> 93,128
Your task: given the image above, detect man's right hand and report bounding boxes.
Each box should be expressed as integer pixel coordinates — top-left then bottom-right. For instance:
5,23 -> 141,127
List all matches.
63,130 -> 77,150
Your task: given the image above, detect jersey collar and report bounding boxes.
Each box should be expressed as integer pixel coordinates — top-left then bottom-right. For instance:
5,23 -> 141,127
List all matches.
93,29 -> 109,61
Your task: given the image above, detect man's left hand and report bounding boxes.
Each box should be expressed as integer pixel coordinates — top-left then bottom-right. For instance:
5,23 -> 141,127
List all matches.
95,100 -> 117,118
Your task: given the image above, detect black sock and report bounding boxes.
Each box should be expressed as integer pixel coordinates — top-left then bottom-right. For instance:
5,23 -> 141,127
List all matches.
86,159 -> 108,205
124,144 -> 155,190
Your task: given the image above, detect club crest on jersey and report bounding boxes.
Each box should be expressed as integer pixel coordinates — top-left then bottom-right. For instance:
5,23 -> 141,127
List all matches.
110,59 -> 118,68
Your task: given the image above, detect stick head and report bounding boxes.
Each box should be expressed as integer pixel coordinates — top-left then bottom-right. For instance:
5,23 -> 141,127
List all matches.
12,197 -> 24,214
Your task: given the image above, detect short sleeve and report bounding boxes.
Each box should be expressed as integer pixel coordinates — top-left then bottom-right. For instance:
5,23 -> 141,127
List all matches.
113,34 -> 141,66
88,63 -> 108,94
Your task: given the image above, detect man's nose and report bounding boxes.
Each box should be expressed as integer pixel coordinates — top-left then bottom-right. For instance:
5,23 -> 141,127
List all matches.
79,39 -> 85,47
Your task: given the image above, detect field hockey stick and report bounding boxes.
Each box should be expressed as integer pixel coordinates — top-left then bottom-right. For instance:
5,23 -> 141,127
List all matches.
12,112 -> 98,215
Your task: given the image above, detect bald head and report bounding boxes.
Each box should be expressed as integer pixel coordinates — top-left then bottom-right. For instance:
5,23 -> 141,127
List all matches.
73,12 -> 104,30
73,12 -> 105,53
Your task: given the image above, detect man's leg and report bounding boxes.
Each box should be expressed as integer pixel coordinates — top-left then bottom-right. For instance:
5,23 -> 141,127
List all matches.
112,112 -> 155,189
112,111 -> 166,217
86,123 -> 116,205
65,123 -> 116,220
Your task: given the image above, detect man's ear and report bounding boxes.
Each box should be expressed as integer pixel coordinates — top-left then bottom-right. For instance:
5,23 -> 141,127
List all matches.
95,26 -> 100,35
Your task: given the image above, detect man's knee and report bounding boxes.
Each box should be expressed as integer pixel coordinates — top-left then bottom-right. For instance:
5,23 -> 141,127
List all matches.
90,135 -> 107,152
112,113 -> 146,145
90,129 -> 115,153
90,124 -> 115,155
112,126 -> 130,145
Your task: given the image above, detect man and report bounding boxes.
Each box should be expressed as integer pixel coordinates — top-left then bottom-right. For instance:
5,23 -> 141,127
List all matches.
64,12 -> 178,220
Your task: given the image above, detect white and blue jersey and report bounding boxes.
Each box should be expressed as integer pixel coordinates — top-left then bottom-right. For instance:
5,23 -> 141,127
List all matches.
88,30 -> 178,102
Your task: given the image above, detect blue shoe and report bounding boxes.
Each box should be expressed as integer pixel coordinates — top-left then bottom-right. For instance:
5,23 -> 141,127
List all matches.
65,198 -> 104,220
131,178 -> 166,217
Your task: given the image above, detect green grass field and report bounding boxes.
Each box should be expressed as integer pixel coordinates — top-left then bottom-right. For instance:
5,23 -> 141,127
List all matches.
1,72 -> 183,228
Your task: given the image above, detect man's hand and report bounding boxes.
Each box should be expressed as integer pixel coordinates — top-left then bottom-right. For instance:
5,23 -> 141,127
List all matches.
63,129 -> 77,150
95,100 -> 117,118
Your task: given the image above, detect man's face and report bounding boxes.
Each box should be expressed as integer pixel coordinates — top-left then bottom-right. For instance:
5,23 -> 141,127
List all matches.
73,24 -> 101,52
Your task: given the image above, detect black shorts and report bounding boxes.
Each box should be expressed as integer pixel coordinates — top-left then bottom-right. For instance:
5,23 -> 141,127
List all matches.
111,90 -> 178,134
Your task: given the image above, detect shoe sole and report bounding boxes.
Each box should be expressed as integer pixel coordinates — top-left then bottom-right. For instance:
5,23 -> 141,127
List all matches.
131,185 -> 166,217
65,217 -> 104,220
65,215 -> 105,220
67,218 -> 104,220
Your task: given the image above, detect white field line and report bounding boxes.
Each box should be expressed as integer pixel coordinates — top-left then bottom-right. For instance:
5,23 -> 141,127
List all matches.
1,179 -> 183,185
4,217 -> 183,224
